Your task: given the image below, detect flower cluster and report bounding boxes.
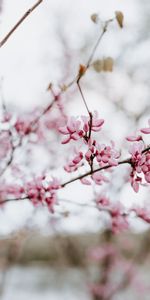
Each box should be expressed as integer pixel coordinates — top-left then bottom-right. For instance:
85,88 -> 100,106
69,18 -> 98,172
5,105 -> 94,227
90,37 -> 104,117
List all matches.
128,141 -> 150,192
59,111 -> 104,144
110,204 -> 129,234
96,195 -> 129,234
94,141 -> 120,167
0,177 -> 60,213
60,112 -> 120,187
26,177 -> 60,213
0,182 -> 25,201
95,194 -> 150,231
14,118 -> 33,135
133,207 -> 150,224
64,151 -> 83,173
126,120 -> 150,192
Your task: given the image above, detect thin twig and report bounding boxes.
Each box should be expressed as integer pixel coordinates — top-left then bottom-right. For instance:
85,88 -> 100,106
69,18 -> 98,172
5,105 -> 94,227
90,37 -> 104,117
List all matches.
77,80 -> 91,115
86,19 -> 113,69
0,196 -> 28,206
75,20 -> 114,138
0,0 -> 43,48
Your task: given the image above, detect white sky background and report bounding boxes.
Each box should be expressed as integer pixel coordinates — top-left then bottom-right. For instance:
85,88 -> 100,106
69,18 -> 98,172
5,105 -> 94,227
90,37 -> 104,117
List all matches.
0,0 -> 150,235
0,0 -> 142,110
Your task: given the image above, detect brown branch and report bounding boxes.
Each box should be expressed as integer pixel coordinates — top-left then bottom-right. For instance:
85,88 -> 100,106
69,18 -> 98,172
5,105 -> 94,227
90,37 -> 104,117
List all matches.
77,80 -> 91,115
0,0 -> 43,48
62,146 -> 150,187
62,158 -> 130,187
0,196 -> 28,206
75,20 -> 114,146
1,146 -> 150,207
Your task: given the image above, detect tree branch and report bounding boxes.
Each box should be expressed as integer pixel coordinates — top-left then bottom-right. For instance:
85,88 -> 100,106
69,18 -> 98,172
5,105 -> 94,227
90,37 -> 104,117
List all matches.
61,158 -> 131,187
86,18 -> 114,69
0,0 -> 43,48
0,196 -> 28,206
62,146 -> 150,187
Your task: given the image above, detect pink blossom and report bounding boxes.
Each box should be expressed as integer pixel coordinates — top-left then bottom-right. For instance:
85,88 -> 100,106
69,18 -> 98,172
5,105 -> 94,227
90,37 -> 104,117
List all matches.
14,118 -> 32,135
85,143 -> 96,162
5,184 -> 25,198
80,178 -> 91,185
2,112 -> 12,123
96,195 -> 110,207
130,173 -> 142,193
129,141 -> 144,157
126,135 -> 142,142
82,111 -> 104,133
111,214 -> 128,234
64,152 -> 83,173
141,119 -> 150,134
106,203 -> 129,234
92,172 -> 108,185
59,117 -> 82,144
59,112 -> 104,144
128,141 -> 150,191
0,183 -> 25,201
133,207 -> 150,223
72,152 -> 83,164
96,142 -> 120,167
26,177 -> 60,212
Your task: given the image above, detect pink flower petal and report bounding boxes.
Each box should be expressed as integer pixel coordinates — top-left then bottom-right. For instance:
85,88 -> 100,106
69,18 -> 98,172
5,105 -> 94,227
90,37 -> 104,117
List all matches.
59,126 -> 69,134
80,178 -> 91,185
141,128 -> 150,134
126,135 -> 142,142
61,136 -> 71,144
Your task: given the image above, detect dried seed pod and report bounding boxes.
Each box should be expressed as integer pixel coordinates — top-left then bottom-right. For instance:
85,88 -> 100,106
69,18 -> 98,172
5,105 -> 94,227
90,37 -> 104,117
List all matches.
115,11 -> 124,28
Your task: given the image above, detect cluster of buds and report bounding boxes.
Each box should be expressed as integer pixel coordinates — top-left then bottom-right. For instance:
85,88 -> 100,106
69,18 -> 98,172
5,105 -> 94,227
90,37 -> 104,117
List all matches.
60,111 -> 120,186
14,118 -> 33,135
85,140 -> 120,167
0,177 -> 61,213
127,120 -> 150,192
96,195 -> 129,234
26,176 -> 60,213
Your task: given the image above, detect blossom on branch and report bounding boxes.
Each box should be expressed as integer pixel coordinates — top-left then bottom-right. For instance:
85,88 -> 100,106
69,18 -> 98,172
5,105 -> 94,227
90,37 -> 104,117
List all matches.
141,119 -> 150,134
95,141 -> 120,167
64,151 -> 83,173
59,111 -> 104,144
26,176 -> 60,213
128,141 -> 150,192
